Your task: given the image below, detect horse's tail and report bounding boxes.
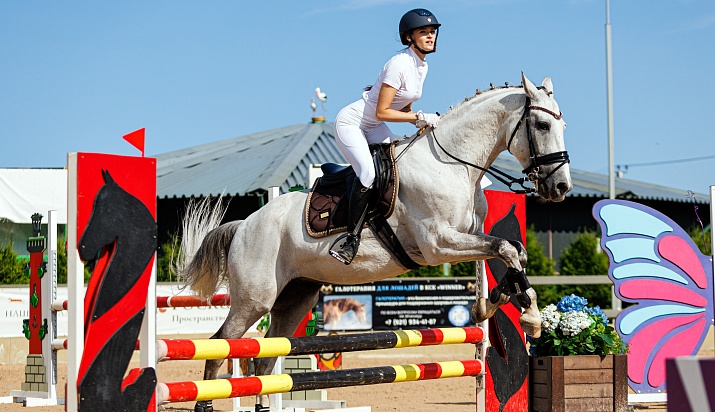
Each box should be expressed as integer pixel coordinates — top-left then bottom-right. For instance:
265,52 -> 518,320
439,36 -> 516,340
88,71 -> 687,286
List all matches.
175,196 -> 240,299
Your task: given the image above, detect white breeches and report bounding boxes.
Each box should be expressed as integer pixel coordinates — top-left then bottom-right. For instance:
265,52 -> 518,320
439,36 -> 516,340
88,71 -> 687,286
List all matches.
334,99 -> 397,188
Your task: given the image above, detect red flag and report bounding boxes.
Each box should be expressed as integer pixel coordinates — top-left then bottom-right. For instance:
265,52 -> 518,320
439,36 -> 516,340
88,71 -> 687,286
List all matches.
123,128 -> 145,156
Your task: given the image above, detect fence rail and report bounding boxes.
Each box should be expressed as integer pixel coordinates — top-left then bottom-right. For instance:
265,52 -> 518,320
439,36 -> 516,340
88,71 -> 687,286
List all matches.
528,275 -> 621,318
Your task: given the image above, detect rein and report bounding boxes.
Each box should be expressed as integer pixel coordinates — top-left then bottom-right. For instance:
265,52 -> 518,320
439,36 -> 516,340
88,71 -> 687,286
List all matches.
429,95 -> 570,194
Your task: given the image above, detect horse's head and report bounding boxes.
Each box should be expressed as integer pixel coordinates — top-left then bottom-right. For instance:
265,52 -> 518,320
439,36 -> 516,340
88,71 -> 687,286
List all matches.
507,73 -> 572,202
354,302 -> 367,324
79,170 -> 121,265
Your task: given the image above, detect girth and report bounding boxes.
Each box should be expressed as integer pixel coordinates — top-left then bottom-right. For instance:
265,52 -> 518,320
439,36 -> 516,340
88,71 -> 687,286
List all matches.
304,142 -> 421,269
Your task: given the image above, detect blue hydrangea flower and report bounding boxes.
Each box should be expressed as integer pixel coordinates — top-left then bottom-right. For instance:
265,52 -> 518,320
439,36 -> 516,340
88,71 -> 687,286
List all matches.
585,305 -> 609,326
556,294 -> 588,313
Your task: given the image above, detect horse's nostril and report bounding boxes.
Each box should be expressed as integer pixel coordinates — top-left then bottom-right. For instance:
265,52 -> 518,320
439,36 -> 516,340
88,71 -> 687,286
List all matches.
557,181 -> 571,194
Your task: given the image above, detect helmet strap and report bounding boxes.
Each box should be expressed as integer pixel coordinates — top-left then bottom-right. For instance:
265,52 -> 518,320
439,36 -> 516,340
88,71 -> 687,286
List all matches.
409,39 -> 437,55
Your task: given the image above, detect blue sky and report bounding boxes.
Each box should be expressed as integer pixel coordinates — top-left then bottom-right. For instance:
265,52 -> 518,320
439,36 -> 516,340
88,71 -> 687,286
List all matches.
1,1 -> 714,199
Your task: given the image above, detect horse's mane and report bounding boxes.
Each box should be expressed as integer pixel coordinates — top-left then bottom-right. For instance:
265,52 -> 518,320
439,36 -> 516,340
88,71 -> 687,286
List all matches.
443,84 -> 524,120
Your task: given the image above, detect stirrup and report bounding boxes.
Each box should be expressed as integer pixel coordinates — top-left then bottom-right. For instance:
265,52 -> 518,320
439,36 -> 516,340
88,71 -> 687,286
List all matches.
329,233 -> 360,265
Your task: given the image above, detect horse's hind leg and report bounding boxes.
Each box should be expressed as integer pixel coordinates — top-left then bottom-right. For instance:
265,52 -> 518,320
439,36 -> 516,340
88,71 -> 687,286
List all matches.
194,306 -> 268,412
253,279 -> 322,410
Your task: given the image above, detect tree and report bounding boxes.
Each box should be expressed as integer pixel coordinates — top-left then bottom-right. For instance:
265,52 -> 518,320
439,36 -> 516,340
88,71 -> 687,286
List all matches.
524,226 -> 560,307
558,231 -> 611,309
0,241 -> 26,284
157,235 -> 180,282
56,236 -> 91,284
687,224 -> 712,256
450,261 -> 476,277
401,264 -> 444,277
526,226 -> 555,277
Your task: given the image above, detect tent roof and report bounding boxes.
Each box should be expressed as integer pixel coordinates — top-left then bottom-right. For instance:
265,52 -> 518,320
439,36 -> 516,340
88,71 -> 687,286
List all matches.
0,168 -> 68,224
155,122 -> 708,203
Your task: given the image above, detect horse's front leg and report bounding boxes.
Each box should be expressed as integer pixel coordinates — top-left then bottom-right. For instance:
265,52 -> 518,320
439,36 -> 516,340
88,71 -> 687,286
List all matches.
421,229 -> 540,337
500,267 -> 541,338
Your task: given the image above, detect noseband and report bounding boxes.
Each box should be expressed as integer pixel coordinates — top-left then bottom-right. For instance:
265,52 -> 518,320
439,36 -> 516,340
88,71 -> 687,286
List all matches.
431,94 -> 570,194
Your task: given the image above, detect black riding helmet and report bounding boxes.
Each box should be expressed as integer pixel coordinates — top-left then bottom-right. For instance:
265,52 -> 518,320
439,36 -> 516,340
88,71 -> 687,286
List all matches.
399,8 -> 441,54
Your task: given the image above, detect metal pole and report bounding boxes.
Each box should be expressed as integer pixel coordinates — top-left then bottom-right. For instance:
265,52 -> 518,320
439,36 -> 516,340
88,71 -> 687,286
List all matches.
606,0 -> 616,199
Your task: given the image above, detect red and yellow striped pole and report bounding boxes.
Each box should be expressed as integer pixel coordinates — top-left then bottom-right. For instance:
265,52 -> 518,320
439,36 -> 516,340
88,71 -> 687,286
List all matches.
156,326 -> 484,361
53,293 -> 232,311
157,359 -> 483,403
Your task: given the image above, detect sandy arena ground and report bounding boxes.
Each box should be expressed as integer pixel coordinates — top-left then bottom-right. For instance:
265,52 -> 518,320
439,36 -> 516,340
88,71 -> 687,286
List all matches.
0,342 -> 477,411
1,334 -> 712,411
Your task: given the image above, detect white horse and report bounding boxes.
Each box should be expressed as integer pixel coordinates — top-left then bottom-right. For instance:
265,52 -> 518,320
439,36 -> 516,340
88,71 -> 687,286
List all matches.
176,73 -> 572,412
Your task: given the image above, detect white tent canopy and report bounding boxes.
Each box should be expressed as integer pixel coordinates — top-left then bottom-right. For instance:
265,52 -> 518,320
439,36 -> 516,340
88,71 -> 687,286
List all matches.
0,169 -> 67,224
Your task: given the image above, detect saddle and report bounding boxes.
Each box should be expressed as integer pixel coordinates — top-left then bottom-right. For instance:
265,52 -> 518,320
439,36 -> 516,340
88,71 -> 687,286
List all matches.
304,142 -> 421,269
305,143 -> 398,237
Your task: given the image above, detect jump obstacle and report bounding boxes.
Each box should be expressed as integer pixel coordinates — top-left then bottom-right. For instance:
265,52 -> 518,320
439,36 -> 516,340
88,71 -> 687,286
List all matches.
51,293 -> 232,311
157,360 -> 484,404
156,327 -> 484,361
12,157 -> 493,411
9,154 -> 520,411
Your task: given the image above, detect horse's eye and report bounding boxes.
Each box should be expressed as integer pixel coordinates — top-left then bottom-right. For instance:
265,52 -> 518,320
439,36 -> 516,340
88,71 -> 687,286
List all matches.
537,121 -> 550,131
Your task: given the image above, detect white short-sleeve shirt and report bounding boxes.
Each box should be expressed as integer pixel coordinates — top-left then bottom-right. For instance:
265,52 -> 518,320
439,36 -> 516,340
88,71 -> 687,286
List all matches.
364,47 -> 428,111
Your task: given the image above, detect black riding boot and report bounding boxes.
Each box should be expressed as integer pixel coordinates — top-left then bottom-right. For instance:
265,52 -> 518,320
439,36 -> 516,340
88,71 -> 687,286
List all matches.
329,177 -> 373,265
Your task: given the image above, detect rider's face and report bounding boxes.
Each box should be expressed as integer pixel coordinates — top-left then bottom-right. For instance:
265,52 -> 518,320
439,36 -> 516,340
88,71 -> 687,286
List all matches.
409,26 -> 437,53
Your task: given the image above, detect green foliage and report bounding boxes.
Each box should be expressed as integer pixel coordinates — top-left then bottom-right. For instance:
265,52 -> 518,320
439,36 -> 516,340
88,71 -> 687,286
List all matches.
687,224 -> 712,256
526,226 -> 555,277
57,236 -> 67,284
529,295 -> 627,357
400,264 -> 444,277
450,261 -> 476,277
401,261 -> 477,277
525,226 -> 561,307
0,241 -> 26,284
157,235 -> 180,282
55,236 -> 91,284
558,231 -> 611,308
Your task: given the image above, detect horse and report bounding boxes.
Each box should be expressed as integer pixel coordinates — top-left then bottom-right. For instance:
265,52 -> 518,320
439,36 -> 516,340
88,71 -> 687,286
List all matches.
323,297 -> 367,329
176,73 -> 572,412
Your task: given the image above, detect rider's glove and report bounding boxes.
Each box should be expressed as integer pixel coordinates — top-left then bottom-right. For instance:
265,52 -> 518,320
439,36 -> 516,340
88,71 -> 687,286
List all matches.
415,111 -> 440,129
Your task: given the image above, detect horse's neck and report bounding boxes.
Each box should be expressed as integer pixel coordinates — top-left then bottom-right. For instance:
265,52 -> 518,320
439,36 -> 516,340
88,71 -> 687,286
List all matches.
404,89 -> 524,186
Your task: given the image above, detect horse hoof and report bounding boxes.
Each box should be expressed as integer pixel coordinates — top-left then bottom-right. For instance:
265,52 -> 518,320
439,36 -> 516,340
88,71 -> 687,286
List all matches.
519,312 -> 542,338
472,297 -> 498,322
472,293 -> 510,323
194,400 -> 213,412
255,404 -> 270,412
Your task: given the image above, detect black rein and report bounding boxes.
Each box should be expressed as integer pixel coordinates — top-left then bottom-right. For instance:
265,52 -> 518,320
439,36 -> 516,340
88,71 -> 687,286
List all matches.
431,96 -> 570,194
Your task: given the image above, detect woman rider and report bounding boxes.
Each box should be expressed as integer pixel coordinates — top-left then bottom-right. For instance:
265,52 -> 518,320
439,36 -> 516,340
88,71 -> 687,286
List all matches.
330,8 -> 441,264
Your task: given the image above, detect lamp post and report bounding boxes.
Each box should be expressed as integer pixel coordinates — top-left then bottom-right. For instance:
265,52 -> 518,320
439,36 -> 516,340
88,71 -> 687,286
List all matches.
606,0 -> 616,199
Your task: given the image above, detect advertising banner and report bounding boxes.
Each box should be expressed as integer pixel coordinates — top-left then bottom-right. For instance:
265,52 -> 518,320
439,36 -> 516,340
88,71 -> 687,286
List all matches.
317,278 -> 477,331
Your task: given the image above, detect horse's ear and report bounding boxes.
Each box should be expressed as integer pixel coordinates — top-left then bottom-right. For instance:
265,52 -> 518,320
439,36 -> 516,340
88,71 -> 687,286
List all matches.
521,72 -> 539,100
542,77 -> 554,96
102,169 -> 115,184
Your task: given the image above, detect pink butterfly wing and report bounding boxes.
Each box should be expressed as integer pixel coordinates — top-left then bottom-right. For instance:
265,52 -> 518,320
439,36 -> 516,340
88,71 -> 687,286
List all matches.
625,313 -> 704,385
647,317 -> 709,388
619,279 -> 708,307
658,235 -> 708,288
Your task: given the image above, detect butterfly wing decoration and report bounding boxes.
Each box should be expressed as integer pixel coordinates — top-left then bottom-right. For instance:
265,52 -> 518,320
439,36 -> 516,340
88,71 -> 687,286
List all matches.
592,199 -> 714,394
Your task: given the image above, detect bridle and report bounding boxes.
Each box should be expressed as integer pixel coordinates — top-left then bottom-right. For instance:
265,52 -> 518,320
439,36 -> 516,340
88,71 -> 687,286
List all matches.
430,94 -> 570,194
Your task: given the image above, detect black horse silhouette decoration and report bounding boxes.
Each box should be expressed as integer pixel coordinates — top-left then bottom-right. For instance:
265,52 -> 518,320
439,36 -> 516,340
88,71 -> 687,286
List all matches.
77,170 -> 157,411
485,205 -> 529,411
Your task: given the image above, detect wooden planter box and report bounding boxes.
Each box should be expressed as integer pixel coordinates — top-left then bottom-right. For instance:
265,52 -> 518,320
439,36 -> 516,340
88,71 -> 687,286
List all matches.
530,354 -> 628,412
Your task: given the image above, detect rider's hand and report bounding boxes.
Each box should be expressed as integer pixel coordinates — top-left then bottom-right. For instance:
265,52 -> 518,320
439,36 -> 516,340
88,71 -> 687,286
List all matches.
415,111 -> 440,129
